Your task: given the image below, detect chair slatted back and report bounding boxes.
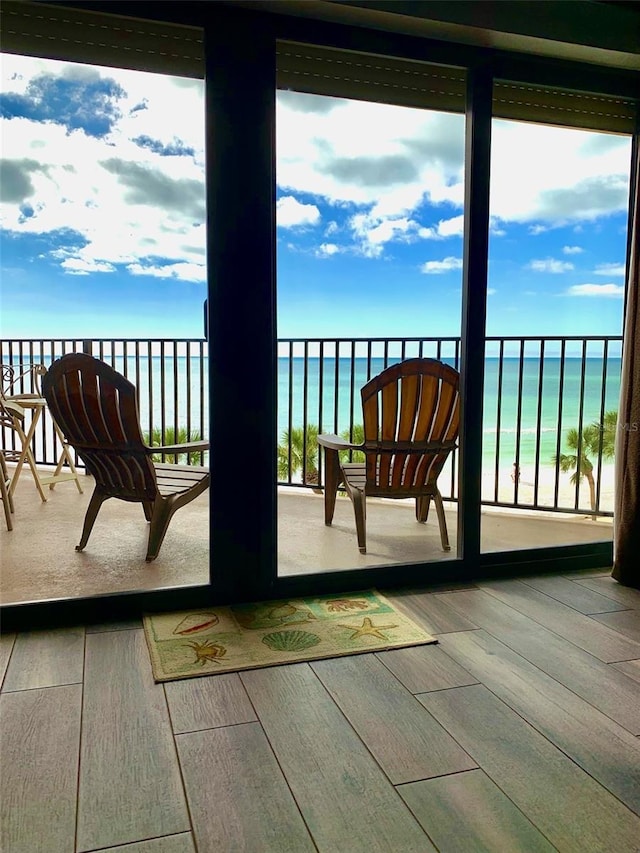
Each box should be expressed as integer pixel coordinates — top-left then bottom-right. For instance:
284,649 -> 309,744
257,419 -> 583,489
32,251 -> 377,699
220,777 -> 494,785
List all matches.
361,358 -> 459,495
43,353 -> 158,500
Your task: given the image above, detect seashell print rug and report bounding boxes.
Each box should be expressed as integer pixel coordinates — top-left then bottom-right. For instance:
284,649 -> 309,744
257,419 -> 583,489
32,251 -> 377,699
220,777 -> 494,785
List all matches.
143,590 -> 437,682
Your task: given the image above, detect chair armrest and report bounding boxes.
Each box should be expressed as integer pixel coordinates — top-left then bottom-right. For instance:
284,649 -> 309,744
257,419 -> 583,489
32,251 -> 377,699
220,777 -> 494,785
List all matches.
2,363 -> 46,396
147,440 -> 209,454
317,433 -> 360,451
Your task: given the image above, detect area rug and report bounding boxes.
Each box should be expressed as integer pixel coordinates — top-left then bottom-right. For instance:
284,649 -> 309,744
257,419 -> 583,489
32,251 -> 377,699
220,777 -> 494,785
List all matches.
143,589 -> 437,682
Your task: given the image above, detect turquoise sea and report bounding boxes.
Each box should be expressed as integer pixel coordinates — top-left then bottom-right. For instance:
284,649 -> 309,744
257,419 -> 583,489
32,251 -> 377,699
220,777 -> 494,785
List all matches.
278,356 -> 621,470
16,353 -> 621,473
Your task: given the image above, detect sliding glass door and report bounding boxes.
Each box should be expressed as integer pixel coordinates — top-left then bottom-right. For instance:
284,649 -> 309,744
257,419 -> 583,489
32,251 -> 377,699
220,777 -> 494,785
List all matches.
480,81 -> 632,557
0,49 -> 209,606
275,45 -> 466,578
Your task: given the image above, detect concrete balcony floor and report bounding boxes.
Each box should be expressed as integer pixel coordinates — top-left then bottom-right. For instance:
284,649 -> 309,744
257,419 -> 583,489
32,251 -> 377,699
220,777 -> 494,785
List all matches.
1,470 -> 612,606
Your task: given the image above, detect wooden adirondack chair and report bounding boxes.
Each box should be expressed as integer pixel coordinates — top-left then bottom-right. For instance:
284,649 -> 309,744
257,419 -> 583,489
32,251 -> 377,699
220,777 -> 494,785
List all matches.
42,353 -> 210,561
318,358 -> 459,554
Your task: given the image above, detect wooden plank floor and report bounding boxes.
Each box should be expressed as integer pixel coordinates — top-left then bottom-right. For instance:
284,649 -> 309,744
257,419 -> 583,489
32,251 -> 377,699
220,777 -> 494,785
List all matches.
1,571 -> 639,853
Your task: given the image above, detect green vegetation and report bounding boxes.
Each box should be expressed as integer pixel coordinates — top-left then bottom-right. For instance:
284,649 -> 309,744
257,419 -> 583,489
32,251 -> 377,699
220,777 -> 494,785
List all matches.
339,424 -> 366,464
277,422 -> 369,487
553,410 -> 617,518
277,424 -> 319,484
145,426 -> 204,465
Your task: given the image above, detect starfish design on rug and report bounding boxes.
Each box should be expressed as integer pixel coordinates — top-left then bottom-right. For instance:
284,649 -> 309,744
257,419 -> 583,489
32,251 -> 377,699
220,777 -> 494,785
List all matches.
338,616 -> 398,641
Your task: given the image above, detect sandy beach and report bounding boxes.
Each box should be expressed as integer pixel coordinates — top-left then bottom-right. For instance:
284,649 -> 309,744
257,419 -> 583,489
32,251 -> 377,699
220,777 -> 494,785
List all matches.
482,462 -> 615,515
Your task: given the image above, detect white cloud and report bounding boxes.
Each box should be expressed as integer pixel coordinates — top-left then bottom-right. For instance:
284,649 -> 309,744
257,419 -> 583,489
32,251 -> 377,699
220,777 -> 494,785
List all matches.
529,258 -> 574,273
349,213 -> 434,257
0,53 -> 633,277
127,261 -> 206,282
276,196 -> 320,227
435,215 -> 464,238
490,120 -> 630,226
417,215 -> 465,240
568,283 -> 624,298
594,262 -> 626,277
420,257 -> 463,274
277,96 -> 465,217
529,225 -> 549,235
0,61 -> 206,279
316,242 -> 340,257
61,258 -> 115,275
563,245 -> 583,254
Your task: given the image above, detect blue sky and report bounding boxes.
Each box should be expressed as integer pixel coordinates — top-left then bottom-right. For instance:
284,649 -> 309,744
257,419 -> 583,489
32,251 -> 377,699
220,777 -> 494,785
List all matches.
0,54 -> 631,342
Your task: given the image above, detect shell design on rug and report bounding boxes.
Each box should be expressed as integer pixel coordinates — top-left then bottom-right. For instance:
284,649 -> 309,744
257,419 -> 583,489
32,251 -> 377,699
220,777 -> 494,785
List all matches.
173,612 -> 219,635
261,630 -> 321,652
233,602 -> 316,630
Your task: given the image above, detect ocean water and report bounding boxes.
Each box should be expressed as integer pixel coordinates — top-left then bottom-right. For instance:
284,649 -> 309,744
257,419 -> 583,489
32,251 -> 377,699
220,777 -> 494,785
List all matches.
14,353 -> 621,473
278,356 -> 621,470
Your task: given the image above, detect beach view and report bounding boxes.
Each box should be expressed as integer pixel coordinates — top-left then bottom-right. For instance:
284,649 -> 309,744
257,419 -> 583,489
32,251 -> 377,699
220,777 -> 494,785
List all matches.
0,50 -> 632,565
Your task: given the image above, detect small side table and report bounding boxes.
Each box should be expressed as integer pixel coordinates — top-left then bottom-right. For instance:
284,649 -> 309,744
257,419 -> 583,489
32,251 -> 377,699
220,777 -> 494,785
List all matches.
7,395 -> 84,501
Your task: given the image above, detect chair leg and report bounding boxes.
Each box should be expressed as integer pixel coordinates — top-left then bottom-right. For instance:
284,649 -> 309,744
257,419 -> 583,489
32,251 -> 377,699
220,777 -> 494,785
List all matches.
416,495 -> 431,523
433,490 -> 451,551
0,452 -> 13,514
146,499 -> 174,562
142,501 -> 153,522
76,489 -> 108,552
351,489 -> 367,554
323,448 -> 342,525
1,487 -> 12,530
0,455 -> 13,531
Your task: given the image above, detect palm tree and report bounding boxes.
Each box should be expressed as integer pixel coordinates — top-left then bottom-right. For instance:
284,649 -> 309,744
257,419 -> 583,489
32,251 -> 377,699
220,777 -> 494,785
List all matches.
145,426 -> 204,465
553,410 -> 617,518
339,423 -> 366,464
596,409 -> 617,458
277,424 -> 319,484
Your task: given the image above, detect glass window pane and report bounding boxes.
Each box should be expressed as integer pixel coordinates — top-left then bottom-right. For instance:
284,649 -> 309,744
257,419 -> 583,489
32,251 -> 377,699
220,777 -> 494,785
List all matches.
276,51 -> 466,576
481,93 -> 631,554
0,53 -> 209,603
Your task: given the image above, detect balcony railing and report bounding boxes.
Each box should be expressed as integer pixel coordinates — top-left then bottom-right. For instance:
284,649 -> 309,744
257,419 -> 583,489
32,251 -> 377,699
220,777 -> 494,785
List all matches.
1,335 -> 622,517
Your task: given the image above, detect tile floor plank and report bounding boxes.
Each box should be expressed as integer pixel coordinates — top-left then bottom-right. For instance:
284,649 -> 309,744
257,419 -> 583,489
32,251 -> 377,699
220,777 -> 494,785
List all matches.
391,590 -> 479,634
177,722 -> 315,853
438,589 -> 640,734
562,569 -> 611,579
590,610 -> 640,643
0,633 -> 15,688
420,684 -> 640,852
311,654 -> 476,783
242,663 -> 436,853
2,627 -> 85,692
165,673 -> 257,733
613,659 -> 640,683
520,574 -> 628,613
439,629 -> 640,813
1,684 -> 82,853
101,834 -> 195,852
77,629 -> 189,852
376,644 -> 479,693
478,579 -> 640,661
572,576 -> 640,608
398,769 -> 555,853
